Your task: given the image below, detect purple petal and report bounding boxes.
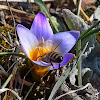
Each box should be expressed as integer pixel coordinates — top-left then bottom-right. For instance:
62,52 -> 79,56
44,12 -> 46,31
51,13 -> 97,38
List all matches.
50,31 -> 80,55
17,24 -> 39,57
49,53 -> 74,70
30,12 -> 53,42
32,60 -> 51,66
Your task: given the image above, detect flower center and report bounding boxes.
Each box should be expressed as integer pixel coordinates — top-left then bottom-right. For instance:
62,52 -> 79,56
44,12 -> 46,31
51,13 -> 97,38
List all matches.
29,43 -> 52,61
29,40 -> 54,77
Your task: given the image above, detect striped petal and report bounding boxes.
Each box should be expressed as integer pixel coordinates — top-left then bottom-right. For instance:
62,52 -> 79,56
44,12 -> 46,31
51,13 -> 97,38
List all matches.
49,53 -> 74,70
51,31 -> 80,56
17,24 -> 39,57
30,12 -> 53,42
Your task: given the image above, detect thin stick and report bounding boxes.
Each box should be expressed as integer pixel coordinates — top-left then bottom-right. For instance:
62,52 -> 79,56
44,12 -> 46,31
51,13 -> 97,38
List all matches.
7,61 -> 17,72
7,31 -> 13,46
9,67 -> 17,99
17,75 -> 33,86
77,0 -> 82,16
80,8 -> 90,22
0,5 -> 35,16
73,0 -> 90,22
0,44 -> 13,51
6,0 -> 16,28
1,34 -> 13,47
6,0 -> 19,41
54,83 -> 92,100
20,66 -> 34,96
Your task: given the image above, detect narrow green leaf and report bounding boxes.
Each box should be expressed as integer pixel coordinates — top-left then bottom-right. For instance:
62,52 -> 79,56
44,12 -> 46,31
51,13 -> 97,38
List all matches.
80,32 -> 100,51
51,16 -> 67,32
34,0 -> 51,18
51,16 -> 59,32
0,52 -> 26,58
34,0 -> 58,33
0,88 -> 21,100
24,83 -> 35,100
78,28 -> 100,40
48,68 -> 71,100
1,74 -> 13,88
78,21 -> 100,40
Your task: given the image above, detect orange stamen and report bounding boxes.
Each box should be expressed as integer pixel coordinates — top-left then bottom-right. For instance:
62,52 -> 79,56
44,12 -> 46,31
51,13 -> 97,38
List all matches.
29,46 -> 51,61
29,48 -> 39,60
29,44 -> 53,77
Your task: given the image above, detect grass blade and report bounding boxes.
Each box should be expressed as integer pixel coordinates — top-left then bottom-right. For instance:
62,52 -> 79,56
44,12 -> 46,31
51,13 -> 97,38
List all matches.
34,0 -> 50,18
24,83 -> 35,100
1,74 -> 13,89
48,68 -> 71,100
34,0 -> 58,33
0,88 -> 21,100
78,28 -> 100,41
80,32 -> 100,51
0,52 -> 26,58
78,21 -> 100,40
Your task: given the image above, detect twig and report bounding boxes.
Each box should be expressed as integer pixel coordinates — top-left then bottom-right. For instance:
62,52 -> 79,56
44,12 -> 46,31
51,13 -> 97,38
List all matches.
73,0 -> 90,22
20,66 -> 34,96
1,34 -> 13,47
0,0 -> 54,2
17,75 -> 33,86
0,5 -> 35,16
6,0 -> 16,28
9,65 -> 18,99
77,0 -> 82,16
0,44 -> 13,51
0,10 -> 6,25
54,83 -> 92,100
7,31 -> 13,46
7,61 -> 18,73
80,8 -> 90,22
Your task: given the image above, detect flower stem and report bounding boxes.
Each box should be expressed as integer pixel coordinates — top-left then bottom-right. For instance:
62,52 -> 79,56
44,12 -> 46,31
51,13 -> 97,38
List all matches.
76,0 -> 82,86
76,38 -> 82,86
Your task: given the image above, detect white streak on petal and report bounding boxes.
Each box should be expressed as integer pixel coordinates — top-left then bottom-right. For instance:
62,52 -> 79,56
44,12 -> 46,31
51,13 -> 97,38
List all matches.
17,24 -> 39,57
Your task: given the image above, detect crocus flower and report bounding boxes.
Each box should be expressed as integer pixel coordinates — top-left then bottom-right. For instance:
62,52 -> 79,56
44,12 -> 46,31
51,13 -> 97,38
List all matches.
17,12 -> 79,71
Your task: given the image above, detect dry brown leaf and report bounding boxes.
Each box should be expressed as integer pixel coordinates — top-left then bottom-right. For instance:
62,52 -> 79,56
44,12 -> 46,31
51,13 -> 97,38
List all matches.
81,0 -> 97,9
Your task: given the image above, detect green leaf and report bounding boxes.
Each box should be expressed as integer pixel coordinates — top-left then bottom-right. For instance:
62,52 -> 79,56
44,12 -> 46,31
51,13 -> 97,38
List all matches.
34,0 -> 50,18
48,68 -> 71,100
78,28 -> 100,41
78,21 -> 100,40
80,32 -> 100,50
0,52 -> 26,58
34,0 -> 57,33
0,88 -> 21,100
24,83 -> 35,100
51,16 -> 59,32
1,74 -> 13,88
51,16 -> 67,32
